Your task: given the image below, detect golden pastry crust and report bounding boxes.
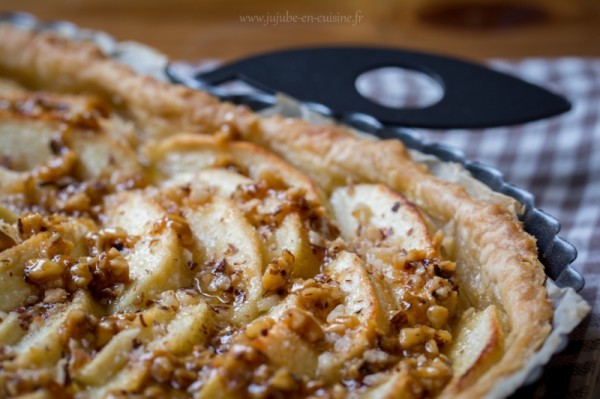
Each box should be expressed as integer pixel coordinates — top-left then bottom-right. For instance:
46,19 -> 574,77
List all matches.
0,25 -> 251,140
0,25 -> 553,398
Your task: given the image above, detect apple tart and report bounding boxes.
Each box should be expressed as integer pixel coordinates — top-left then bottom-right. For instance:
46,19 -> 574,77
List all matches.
0,23 -> 590,399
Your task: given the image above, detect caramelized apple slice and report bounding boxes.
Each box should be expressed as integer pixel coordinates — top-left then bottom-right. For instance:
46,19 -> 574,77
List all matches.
147,134 -> 325,204
11,291 -> 95,368
253,320 -> 319,378
330,184 -> 438,330
115,231 -> 188,312
184,198 -> 263,323
76,328 -> 141,386
0,118 -> 56,173
252,251 -> 382,382
0,220 -> 90,312
79,293 -> 214,394
164,169 -> 321,283
359,371 -> 413,399
0,232 -> 54,312
148,295 -> 214,355
0,102 -> 141,196
86,360 -> 147,399
103,190 -> 165,235
0,313 -> 25,346
441,305 -> 504,396
160,167 -> 253,198
104,191 -> 192,312
0,206 -> 19,252
260,213 -> 321,280
330,184 -> 434,254
66,131 -> 142,181
193,372 -> 235,399
319,250 -> 383,381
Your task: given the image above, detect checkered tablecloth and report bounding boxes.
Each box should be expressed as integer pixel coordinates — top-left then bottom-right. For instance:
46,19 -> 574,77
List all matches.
183,57 -> 599,398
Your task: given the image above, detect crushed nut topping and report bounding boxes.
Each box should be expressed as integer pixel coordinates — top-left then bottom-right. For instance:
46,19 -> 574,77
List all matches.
0,84 -> 459,399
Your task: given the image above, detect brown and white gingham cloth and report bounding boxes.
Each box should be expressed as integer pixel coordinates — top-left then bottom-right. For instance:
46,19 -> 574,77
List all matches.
185,57 -> 600,398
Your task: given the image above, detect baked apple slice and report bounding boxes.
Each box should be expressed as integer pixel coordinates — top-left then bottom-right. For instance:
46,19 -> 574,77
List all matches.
184,198 -> 263,324
103,191 -> 193,312
147,133 -> 326,204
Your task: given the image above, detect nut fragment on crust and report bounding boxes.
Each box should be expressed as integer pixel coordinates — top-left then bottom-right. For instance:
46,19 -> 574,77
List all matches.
269,368 -> 299,392
155,213 -> 194,247
24,258 -> 65,284
325,314 -> 360,335
262,250 -> 294,292
296,278 -> 343,319
35,150 -> 78,182
427,305 -> 449,329
17,213 -> 49,240
245,317 -> 276,339
281,308 -> 324,343
151,355 -> 175,384
62,191 -> 92,213
44,287 -> 68,303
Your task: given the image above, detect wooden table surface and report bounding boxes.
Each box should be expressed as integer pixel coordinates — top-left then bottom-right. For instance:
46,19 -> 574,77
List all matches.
1,0 -> 599,62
